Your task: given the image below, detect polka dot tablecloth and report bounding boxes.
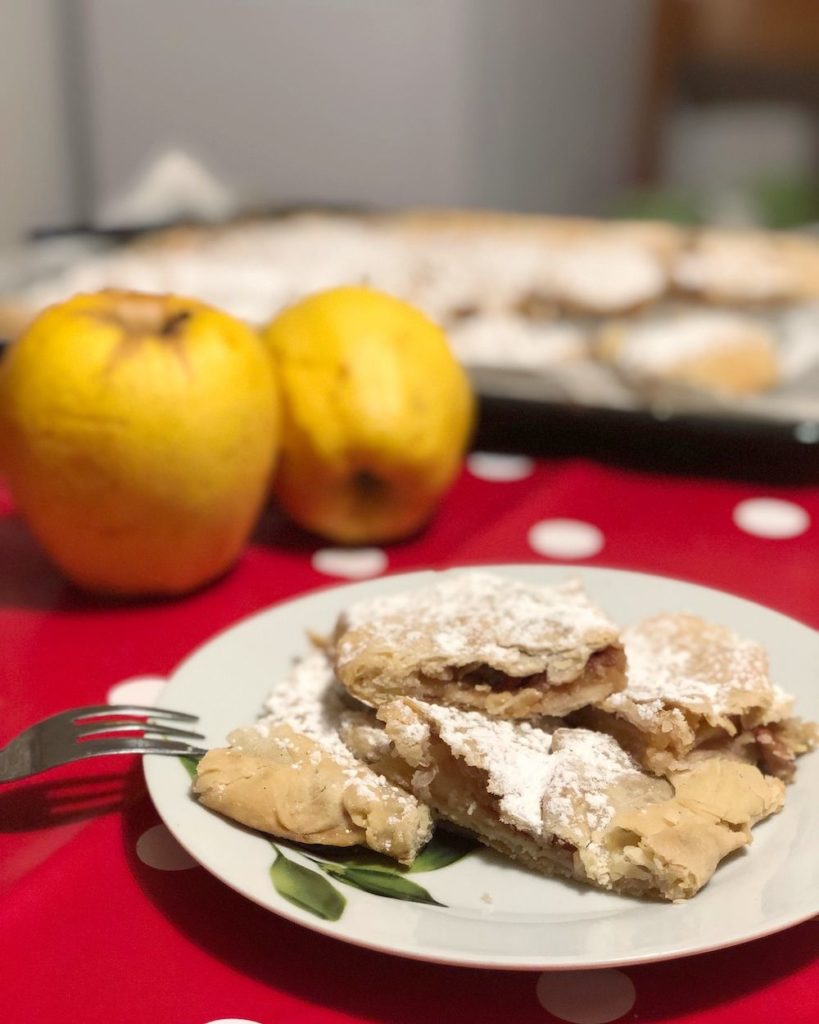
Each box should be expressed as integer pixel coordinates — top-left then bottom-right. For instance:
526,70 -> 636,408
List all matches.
1,455 -> 817,1024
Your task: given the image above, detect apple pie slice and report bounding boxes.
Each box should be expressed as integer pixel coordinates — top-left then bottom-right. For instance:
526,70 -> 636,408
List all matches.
596,311 -> 779,398
575,613 -> 818,780
193,651 -> 432,864
376,697 -> 784,901
331,572 -> 626,718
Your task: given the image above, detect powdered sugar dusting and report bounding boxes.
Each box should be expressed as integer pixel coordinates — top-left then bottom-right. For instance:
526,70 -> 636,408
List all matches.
256,651 -> 422,808
448,315 -> 587,370
19,216 -> 663,329
769,684 -> 795,720
407,231 -> 557,321
542,729 -> 637,835
554,241 -> 665,312
608,613 -> 775,719
405,700 -> 636,839
409,700 -> 554,832
338,572 -> 619,679
261,650 -> 356,764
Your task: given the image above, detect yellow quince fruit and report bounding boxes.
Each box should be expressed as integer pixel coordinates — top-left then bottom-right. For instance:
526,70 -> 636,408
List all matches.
262,286 -> 474,544
0,290 -> 280,595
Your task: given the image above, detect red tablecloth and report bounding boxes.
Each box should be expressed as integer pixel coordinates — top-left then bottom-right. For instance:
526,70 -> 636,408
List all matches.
1,454 -> 817,1024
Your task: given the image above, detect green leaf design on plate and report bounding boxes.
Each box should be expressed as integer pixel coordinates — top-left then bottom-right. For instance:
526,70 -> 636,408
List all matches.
322,864 -> 444,906
408,830 -> 480,873
179,755 -> 202,780
270,847 -> 346,921
292,828 -> 479,876
296,844 -> 401,873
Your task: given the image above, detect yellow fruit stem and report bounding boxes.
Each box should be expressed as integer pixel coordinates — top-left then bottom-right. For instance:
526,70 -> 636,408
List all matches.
100,292 -> 190,340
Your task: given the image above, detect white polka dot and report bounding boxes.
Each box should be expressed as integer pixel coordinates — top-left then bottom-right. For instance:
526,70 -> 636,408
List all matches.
794,421 -> 819,444
136,824 -> 197,871
536,969 -> 636,1023
202,1020 -> 263,1024
107,676 -> 167,706
312,547 -> 388,579
528,518 -> 604,560
468,452 -> 535,482
733,498 -> 810,539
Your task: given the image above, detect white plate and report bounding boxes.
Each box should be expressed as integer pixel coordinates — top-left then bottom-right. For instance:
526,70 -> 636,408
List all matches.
144,565 -> 819,971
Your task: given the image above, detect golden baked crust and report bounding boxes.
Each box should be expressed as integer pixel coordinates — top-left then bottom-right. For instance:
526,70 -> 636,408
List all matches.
337,707 -> 418,791
331,572 -> 626,719
192,650 -> 432,863
190,599 -> 811,900
377,697 -> 784,900
575,612 -> 818,780
194,723 -> 432,863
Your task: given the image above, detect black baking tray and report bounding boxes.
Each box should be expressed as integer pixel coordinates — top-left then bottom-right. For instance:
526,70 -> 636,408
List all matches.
474,395 -> 819,486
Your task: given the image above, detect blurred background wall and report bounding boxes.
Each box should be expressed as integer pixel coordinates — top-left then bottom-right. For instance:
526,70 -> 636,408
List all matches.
1,0 -> 652,243
82,0 -> 651,219
1,0 -> 817,246
0,0 -> 75,244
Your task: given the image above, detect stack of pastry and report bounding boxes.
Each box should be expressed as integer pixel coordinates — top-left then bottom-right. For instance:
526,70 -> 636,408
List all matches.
5,213 -> 819,415
193,572 -> 816,901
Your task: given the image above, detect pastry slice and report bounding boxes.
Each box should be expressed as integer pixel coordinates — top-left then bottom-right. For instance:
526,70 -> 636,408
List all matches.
193,651 -> 433,864
671,232 -> 800,305
550,240 -> 667,315
378,697 -> 784,901
447,315 -> 588,372
597,311 -> 779,397
575,613 -> 818,780
331,572 -> 626,718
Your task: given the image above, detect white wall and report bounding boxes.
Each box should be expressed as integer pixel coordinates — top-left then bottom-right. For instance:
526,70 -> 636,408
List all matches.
0,0 -> 653,246
460,1 -> 653,212
0,0 -> 77,247
80,0 -> 651,218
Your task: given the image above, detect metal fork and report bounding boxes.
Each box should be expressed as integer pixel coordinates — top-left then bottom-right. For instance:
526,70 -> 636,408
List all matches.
0,705 -> 207,782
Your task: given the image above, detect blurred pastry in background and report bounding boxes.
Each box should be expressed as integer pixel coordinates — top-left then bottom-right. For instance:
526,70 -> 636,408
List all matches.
3,211 -> 819,425
550,240 -> 667,316
447,315 -> 589,372
672,231 -> 819,306
597,309 -> 779,398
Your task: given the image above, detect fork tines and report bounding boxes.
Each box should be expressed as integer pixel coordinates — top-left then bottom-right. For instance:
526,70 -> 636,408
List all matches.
71,705 -> 199,723
69,706 -> 204,744
0,704 -> 207,782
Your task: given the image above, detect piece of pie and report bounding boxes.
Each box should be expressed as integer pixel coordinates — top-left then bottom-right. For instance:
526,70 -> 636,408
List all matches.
330,572 -> 626,719
193,650 -> 433,863
575,612 -> 818,780
597,310 -> 779,397
550,239 -> 668,315
447,315 -> 589,372
374,696 -> 784,901
671,231 -> 812,305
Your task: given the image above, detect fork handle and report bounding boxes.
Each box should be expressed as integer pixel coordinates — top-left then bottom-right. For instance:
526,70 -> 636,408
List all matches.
0,739 -> 34,782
